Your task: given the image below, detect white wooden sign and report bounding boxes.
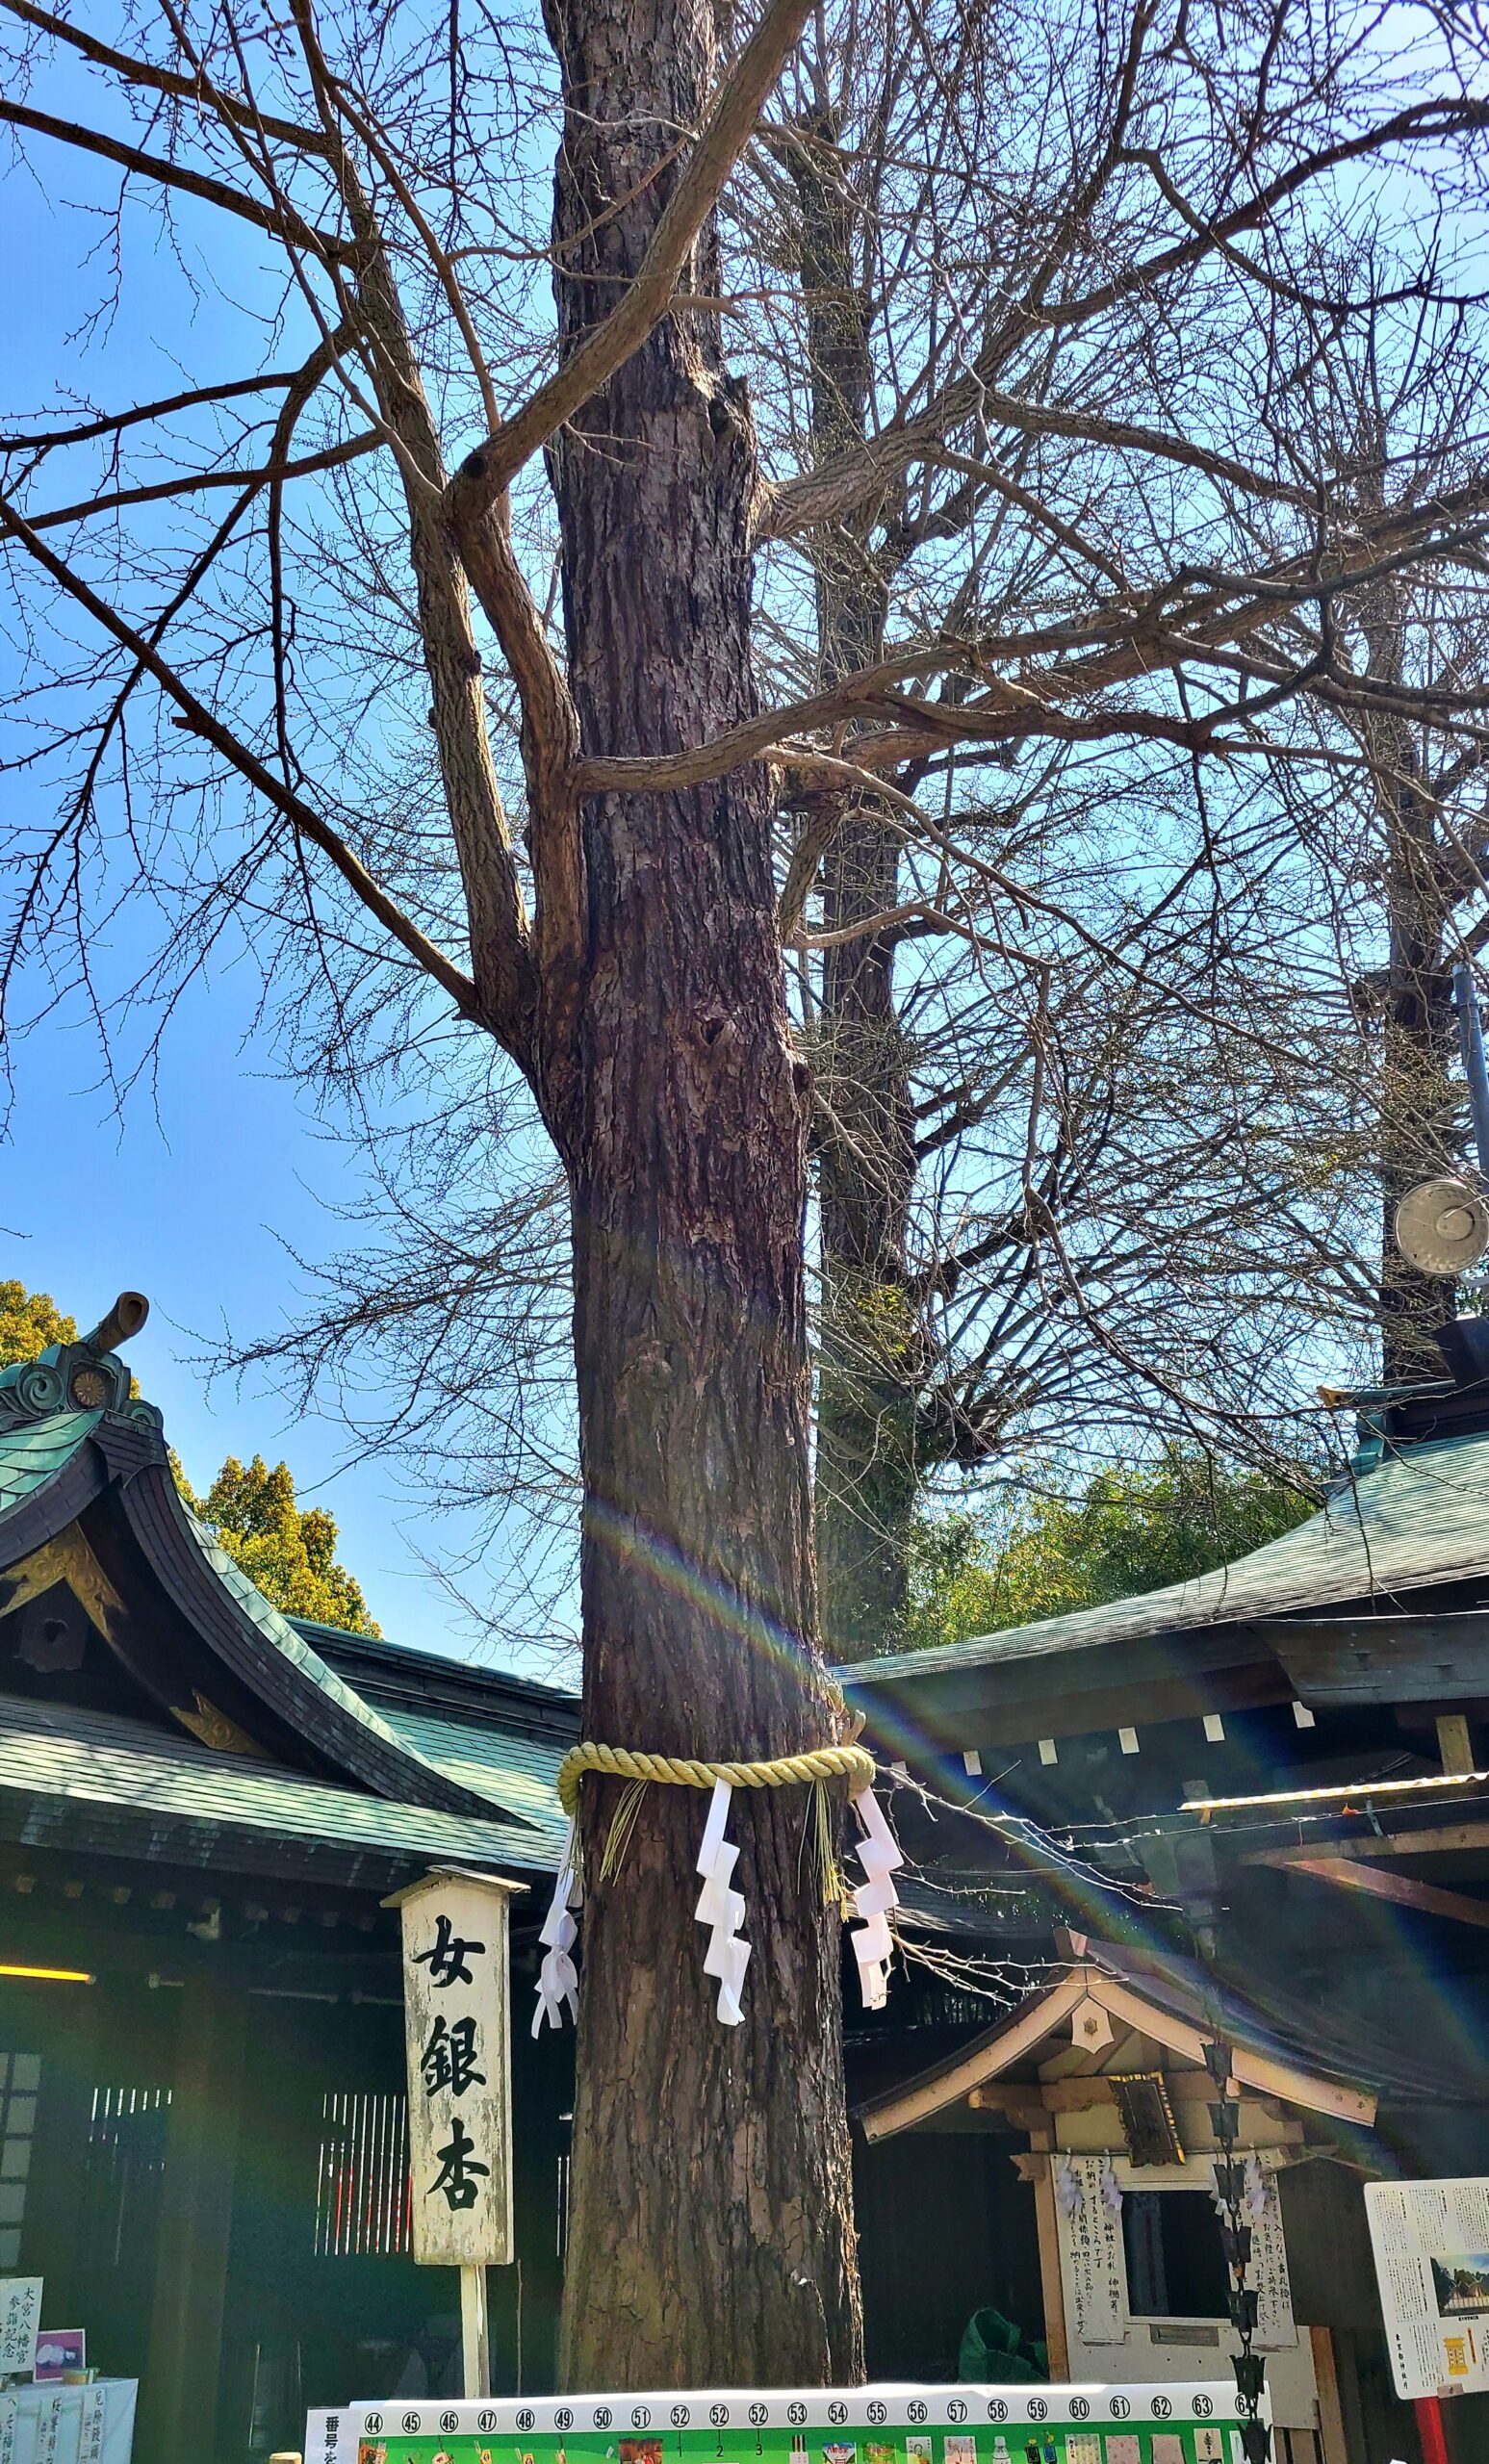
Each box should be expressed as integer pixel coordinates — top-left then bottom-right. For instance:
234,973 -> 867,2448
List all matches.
390,1868 -> 523,2268
1059,2153 -> 1126,2344
1245,2156 -> 1297,2351
0,2281 -> 40,2377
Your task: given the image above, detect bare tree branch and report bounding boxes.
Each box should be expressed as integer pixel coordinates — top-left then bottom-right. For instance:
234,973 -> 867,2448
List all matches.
0,493 -> 484,1023
449,0 -> 815,514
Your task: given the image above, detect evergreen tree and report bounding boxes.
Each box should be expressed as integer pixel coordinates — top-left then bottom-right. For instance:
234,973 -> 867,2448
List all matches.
176,1453 -> 380,1637
901,1450 -> 1315,1654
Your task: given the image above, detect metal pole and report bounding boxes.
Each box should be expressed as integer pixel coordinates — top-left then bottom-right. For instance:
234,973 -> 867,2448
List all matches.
1453,962 -> 1489,1178
460,2262 -> 492,2398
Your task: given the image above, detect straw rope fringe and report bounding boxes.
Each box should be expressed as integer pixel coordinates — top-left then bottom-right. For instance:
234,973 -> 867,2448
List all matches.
556,1738 -> 877,1821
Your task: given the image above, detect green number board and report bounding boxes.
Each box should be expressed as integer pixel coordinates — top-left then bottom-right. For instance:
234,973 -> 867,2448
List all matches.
305,2379 -> 1251,2464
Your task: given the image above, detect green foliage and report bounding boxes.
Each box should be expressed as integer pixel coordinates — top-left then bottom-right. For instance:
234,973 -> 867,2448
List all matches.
175,1453 -> 381,1637
899,1446 -> 1316,1654
0,1280 -> 76,1365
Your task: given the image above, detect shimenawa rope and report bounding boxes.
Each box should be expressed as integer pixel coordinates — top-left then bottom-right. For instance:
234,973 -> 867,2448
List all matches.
555,1737 -> 876,1820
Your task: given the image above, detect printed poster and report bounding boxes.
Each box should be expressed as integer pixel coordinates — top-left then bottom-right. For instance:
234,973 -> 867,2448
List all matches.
1366,2177 -> 1489,2399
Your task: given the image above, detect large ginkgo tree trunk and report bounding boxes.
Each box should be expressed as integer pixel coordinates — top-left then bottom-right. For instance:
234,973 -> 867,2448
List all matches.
540,0 -> 861,2386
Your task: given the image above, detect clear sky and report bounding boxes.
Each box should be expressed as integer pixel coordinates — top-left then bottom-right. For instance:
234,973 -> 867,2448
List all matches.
2,60 -> 575,1683
0,958 -> 559,1670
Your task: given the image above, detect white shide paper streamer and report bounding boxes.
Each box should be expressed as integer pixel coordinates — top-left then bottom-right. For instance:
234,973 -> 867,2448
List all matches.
694,1777 -> 751,2025
532,1817 -> 582,2034
849,1786 -> 904,2009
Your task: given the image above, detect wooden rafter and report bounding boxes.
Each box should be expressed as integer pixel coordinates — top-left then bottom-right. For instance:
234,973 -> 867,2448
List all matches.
1252,1849 -> 1489,1931
1246,1822 -> 1489,1863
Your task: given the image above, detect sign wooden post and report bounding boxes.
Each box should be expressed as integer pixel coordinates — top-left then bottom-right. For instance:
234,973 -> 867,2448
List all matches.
384,1867 -> 525,2398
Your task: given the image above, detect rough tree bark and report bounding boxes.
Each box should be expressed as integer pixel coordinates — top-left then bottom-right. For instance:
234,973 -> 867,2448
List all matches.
785,115 -> 921,1665
1359,569 -> 1461,1383
544,0 -> 862,2387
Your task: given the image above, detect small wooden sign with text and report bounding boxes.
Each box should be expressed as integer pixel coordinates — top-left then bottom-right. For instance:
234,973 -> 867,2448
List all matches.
388,1868 -> 523,2269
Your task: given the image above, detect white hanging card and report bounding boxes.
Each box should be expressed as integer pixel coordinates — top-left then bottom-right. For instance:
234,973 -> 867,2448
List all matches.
1059,2151 -> 1126,2344
1245,2153 -> 1297,2349
0,2282 -> 40,2378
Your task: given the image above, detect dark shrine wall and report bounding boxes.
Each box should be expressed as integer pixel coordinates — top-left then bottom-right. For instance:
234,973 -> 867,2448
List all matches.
853,2127 -> 1043,2382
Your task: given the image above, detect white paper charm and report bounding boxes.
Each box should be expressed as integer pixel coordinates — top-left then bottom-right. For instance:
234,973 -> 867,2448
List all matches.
849,1786 -> 904,2009
532,1818 -> 582,2035
1244,2150 -> 1270,2222
694,1777 -> 751,2025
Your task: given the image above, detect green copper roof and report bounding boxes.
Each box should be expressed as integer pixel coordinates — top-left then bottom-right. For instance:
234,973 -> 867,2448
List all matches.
0,1398 -> 543,1832
0,1408 -> 100,1510
852,1428 -> 1489,1686
0,1380 -> 572,1847
379,1707 -> 569,1858
0,1698 -> 551,1873
183,1509 -> 492,1807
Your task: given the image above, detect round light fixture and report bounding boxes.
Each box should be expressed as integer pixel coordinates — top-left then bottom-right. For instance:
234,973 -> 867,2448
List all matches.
1394,1177 -> 1489,1276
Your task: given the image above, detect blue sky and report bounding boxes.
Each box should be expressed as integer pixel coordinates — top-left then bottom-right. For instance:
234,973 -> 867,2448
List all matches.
0,922 -> 556,1669
1,65 -> 569,1679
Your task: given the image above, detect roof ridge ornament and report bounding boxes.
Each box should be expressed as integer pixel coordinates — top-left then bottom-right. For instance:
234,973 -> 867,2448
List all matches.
83,1291 -> 149,1354
0,1290 -> 162,1428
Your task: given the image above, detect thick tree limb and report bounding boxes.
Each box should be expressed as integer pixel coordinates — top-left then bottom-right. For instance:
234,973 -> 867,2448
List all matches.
757,96 -> 1489,547
281,6 -> 541,1071
0,494 -> 484,1025
777,800 -> 850,939
448,489 -> 583,1123
0,371 -> 314,454
450,0 -> 814,514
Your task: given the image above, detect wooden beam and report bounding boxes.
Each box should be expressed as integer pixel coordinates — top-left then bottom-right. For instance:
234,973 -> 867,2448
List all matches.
1027,2136 -> 1070,2379
1258,1612 -> 1489,1708
1242,1823 -> 1489,1872
1093,1979 -> 1376,2125
1259,1852 -> 1489,1931
139,1976 -> 247,2464
969,2088 -> 1055,2127
858,1972 -> 1091,2141
971,2074 -> 1290,2125
1311,2327 -> 1350,2464
924,1659 -> 1292,1751
1246,1820 -> 1489,1866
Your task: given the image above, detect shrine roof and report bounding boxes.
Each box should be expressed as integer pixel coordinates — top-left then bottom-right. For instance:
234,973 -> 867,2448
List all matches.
0,1335 -> 574,1836
850,1429 -> 1489,1691
851,1930 -> 1489,2143
292,1621 -> 578,1862
0,1695 -> 552,1888
0,1408 -> 102,1511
